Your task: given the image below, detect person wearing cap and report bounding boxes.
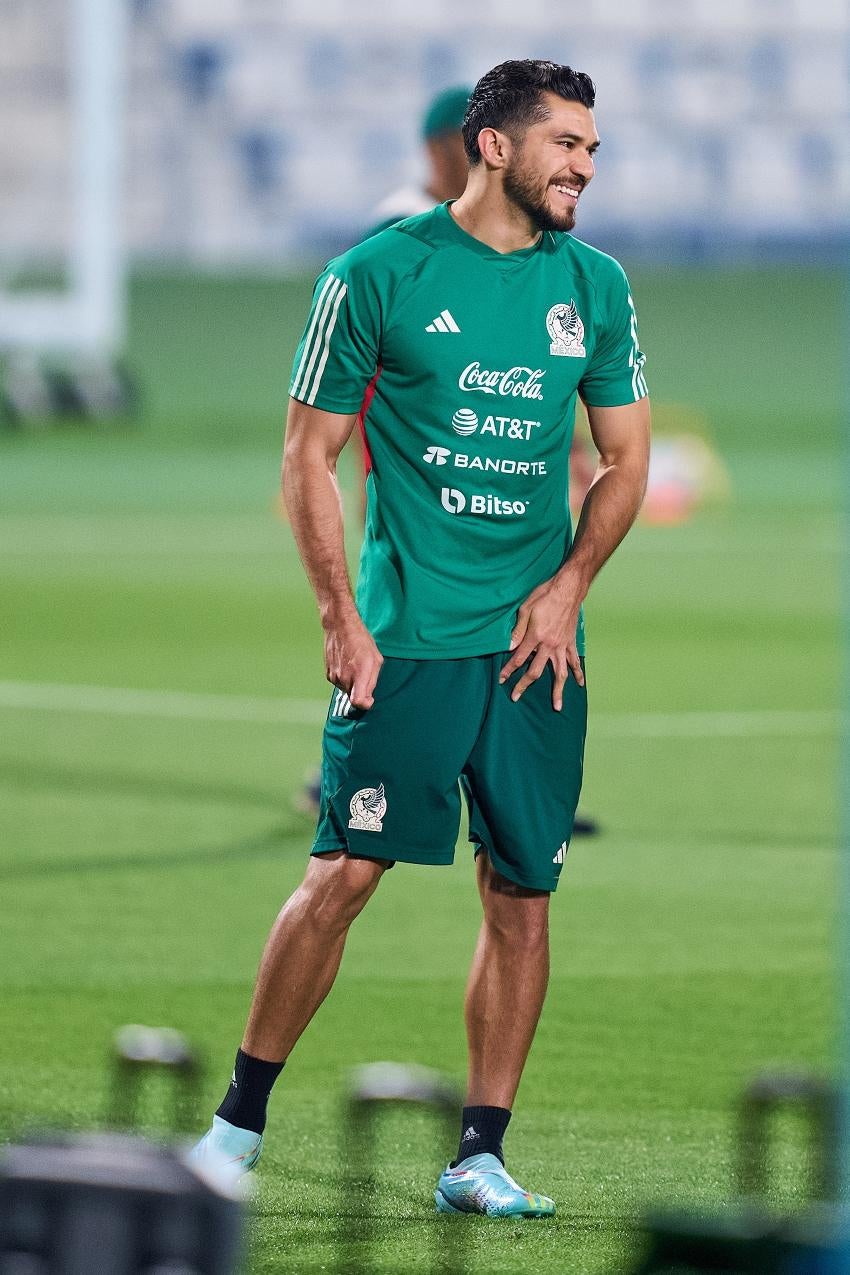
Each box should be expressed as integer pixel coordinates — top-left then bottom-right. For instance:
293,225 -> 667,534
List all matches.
363,86 -> 473,239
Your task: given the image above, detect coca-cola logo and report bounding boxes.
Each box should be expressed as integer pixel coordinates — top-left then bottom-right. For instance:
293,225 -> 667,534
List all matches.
458,362 -> 545,400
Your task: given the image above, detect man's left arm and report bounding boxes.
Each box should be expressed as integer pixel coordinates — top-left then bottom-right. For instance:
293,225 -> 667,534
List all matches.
499,397 -> 650,709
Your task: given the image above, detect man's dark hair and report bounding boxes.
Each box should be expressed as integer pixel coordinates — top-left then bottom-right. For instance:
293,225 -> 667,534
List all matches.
462,60 -> 596,164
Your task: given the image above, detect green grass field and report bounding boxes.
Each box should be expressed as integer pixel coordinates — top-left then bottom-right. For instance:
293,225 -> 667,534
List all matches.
0,265 -> 842,1273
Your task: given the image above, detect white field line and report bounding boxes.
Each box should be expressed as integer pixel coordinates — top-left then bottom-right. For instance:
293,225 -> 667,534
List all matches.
592,709 -> 838,738
0,681 -> 326,725
0,681 -> 839,737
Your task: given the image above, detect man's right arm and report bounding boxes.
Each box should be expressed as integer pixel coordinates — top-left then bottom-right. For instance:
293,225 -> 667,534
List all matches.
282,398 -> 383,709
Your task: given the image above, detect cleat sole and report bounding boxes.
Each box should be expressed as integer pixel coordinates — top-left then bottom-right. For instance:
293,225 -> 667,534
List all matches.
435,1188 -> 555,1219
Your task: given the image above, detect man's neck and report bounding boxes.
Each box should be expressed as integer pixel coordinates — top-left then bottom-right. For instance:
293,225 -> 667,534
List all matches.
449,188 -> 541,255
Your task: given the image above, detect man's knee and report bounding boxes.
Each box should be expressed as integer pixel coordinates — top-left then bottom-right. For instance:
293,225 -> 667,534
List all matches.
479,857 -> 550,945
301,851 -> 387,930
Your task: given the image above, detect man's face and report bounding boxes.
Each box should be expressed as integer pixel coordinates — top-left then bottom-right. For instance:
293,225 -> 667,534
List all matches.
502,93 -> 599,233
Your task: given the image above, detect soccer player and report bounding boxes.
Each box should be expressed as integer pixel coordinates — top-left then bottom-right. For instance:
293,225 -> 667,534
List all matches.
301,80 -> 601,833
194,59 -> 650,1218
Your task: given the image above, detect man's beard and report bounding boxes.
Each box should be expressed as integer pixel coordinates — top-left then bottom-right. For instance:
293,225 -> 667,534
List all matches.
503,155 -> 577,233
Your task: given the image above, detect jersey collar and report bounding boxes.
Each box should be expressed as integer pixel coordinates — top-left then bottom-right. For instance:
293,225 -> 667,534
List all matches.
437,201 -> 548,262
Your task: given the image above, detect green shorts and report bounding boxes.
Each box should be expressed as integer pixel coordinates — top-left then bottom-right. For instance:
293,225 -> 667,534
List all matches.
312,653 -> 587,893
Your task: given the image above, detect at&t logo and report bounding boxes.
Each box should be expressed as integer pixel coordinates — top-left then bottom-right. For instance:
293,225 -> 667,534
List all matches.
452,408 -> 479,435
440,487 -> 528,518
450,409 -> 542,442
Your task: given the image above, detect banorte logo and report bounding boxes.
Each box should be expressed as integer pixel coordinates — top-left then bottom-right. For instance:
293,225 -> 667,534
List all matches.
459,363 -> 545,400
423,446 -> 451,465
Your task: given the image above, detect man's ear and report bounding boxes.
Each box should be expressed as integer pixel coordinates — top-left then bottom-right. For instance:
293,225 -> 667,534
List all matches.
476,127 -> 512,171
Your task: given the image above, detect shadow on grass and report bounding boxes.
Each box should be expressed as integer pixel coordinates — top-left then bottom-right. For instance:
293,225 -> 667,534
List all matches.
596,823 -> 836,852
0,754 -> 287,812
248,1201 -> 638,1275
0,822 -> 306,881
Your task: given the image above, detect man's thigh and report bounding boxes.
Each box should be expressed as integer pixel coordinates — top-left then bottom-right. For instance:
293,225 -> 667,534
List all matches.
312,656 -> 490,867
462,657 -> 587,892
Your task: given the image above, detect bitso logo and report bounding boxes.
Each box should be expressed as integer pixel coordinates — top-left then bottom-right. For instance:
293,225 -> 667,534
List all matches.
546,301 -> 586,357
440,487 -> 527,518
452,408 -> 479,436
348,783 -> 387,832
423,446 -> 451,465
440,487 -> 466,513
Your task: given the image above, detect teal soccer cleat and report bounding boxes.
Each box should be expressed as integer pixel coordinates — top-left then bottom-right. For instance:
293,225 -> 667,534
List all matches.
188,1115 -> 263,1180
435,1153 -> 555,1218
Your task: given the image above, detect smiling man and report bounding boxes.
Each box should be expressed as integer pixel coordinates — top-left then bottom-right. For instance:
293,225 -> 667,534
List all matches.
193,59 -> 650,1219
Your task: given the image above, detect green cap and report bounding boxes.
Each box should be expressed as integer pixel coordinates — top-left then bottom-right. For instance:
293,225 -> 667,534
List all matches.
421,86 -> 472,140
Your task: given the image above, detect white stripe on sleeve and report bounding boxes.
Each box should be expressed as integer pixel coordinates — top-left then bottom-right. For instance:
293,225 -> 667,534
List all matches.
292,274 -> 343,400
305,282 -> 348,406
626,294 -> 647,402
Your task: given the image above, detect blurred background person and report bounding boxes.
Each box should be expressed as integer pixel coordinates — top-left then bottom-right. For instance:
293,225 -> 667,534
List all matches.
364,85 -> 472,238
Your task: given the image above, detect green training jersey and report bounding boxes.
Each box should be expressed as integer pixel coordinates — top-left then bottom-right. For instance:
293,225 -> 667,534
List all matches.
289,201 -> 647,659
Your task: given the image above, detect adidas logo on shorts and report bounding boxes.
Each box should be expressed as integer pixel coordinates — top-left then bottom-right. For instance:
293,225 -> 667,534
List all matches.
331,689 -> 355,717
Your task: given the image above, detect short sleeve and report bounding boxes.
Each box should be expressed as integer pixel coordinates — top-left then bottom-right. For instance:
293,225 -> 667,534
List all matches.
289,258 -> 382,413
579,266 -> 648,408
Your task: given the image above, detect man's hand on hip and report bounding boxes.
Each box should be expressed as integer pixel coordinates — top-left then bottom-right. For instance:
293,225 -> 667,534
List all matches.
323,611 -> 384,710
499,570 -> 585,711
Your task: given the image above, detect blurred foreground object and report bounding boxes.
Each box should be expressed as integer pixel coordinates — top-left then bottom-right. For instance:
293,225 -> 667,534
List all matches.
339,1062 -> 464,1275
628,1071 -> 845,1273
0,1026 -> 245,1275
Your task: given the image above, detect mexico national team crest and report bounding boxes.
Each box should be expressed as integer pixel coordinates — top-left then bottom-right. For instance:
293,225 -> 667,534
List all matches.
546,300 -> 586,357
348,783 -> 387,832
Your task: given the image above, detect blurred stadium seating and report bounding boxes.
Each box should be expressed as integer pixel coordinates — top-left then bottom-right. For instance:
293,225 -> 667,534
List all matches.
0,0 -> 847,268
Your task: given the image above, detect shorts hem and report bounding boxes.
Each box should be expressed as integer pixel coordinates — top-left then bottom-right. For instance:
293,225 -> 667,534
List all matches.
472,841 -> 558,894
311,839 -> 454,867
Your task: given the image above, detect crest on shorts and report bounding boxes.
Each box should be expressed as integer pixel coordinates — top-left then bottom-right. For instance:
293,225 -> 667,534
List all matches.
348,783 -> 387,832
546,300 -> 586,357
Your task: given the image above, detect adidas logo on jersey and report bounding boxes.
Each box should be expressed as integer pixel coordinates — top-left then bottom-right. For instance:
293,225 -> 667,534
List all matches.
425,309 -> 461,333
552,841 -> 567,865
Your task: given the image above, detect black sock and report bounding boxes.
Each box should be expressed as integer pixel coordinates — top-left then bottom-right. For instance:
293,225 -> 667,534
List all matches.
451,1105 -> 512,1166
215,1048 -> 285,1135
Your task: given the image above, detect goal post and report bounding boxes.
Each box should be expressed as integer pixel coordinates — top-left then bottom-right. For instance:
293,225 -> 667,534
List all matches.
0,0 -> 128,357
